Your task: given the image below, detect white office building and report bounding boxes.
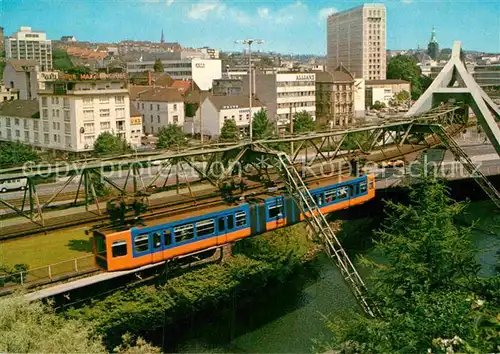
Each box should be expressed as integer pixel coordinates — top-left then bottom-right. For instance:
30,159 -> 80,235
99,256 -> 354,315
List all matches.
5,26 -> 53,71
133,87 -> 185,135
243,73 -> 316,127
185,95 -> 264,138
327,4 -> 386,80
126,58 -> 222,90
0,75 -> 136,152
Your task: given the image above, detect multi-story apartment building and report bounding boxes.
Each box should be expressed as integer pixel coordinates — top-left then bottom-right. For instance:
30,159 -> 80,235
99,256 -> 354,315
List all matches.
126,58 -> 222,90
242,73 -> 316,127
327,4 -> 386,80
5,26 -> 53,71
315,66 -> 355,128
185,95 -> 264,138
133,87 -> 185,135
0,75 -> 135,151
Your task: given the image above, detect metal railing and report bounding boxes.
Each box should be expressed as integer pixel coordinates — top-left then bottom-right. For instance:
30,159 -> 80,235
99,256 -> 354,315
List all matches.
0,255 -> 96,292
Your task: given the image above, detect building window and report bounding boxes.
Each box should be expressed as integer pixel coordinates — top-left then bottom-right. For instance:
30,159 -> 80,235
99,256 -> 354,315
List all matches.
157,115 -> 160,123
65,135 -> 71,147
150,104 -> 153,110
34,132 -> 39,143
141,103 -> 144,109
157,104 -> 160,110
84,123 -> 95,133
173,115 -> 178,123
23,120 -> 28,129
99,109 -> 110,117
33,121 -> 38,131
44,133 -> 49,144
65,123 -> 71,134
15,130 -> 20,138
173,104 -> 177,111
137,102 -> 140,109
41,97 -> 47,107
43,121 -> 49,132
55,97 -> 59,105
150,115 -> 153,123
24,131 -> 29,142
115,96 -> 124,104
115,108 -> 125,118
83,97 -> 93,106
42,109 -> 48,119
99,97 -> 109,104
100,122 -> 111,130
14,118 -> 19,126
64,110 -> 70,121
84,135 -> 95,146
83,109 -> 94,120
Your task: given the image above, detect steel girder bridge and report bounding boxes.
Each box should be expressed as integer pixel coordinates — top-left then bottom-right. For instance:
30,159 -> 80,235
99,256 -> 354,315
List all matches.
2,41 -> 500,315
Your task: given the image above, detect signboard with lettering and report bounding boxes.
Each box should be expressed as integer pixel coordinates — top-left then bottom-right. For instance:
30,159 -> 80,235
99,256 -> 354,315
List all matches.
59,73 -> 127,81
130,117 -> 142,125
39,72 -> 59,81
195,63 -> 205,68
295,74 -> 315,81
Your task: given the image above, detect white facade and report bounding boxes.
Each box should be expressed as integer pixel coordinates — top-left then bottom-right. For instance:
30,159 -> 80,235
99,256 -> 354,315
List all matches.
353,78 -> 365,117
243,73 -> 316,126
0,79 -> 134,152
134,99 -> 184,135
0,84 -> 19,102
327,4 -> 386,80
187,97 -> 264,138
6,26 -> 53,71
129,114 -> 143,148
366,87 -> 392,107
126,58 -> 222,90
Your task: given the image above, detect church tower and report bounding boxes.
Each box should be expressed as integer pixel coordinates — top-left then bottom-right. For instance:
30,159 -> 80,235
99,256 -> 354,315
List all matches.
160,29 -> 165,44
427,27 -> 439,60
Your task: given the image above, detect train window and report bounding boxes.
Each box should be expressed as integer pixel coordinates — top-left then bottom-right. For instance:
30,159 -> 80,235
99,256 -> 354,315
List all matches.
316,194 -> 323,206
153,232 -> 162,249
268,203 -> 283,218
163,230 -> 172,246
134,235 -> 149,253
94,233 -> 107,257
227,215 -> 234,229
112,240 -> 127,257
360,182 -> 367,193
196,219 -> 215,237
325,189 -> 337,203
174,224 -> 195,243
369,180 -> 374,190
338,187 -> 349,199
218,217 -> 225,232
235,211 -> 247,227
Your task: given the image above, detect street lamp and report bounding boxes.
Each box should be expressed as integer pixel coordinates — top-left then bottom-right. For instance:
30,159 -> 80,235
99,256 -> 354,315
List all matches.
235,39 -> 264,141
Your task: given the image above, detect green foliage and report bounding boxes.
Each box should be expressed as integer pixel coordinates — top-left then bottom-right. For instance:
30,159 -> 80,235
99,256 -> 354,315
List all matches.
321,175 -> 500,353
371,100 -> 386,110
93,132 -> 130,156
220,118 -> 239,141
252,109 -> 273,140
67,66 -> 91,76
153,59 -> 164,73
395,90 -> 410,102
156,124 -> 186,150
0,264 -> 29,287
65,224 -> 312,348
292,111 -> 316,134
185,103 -> 198,117
52,49 -> 74,71
0,296 -> 160,353
387,55 -> 426,100
0,141 -> 38,169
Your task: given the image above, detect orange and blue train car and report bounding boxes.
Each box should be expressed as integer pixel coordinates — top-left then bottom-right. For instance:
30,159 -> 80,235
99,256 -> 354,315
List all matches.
93,174 -> 375,271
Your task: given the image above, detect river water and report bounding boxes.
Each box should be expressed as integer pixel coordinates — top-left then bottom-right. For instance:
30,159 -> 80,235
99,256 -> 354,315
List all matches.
167,201 -> 498,353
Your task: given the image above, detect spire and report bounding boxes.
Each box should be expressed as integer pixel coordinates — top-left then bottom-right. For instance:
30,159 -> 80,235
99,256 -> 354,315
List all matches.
430,27 -> 437,43
161,29 -> 164,44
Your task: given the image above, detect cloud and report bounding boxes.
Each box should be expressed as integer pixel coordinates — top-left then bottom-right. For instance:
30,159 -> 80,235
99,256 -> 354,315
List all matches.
318,7 -> 337,22
187,0 -> 222,20
257,7 -> 270,19
166,0 -> 174,5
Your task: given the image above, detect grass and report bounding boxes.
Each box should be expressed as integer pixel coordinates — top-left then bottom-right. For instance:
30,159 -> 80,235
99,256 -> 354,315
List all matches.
0,227 -> 93,269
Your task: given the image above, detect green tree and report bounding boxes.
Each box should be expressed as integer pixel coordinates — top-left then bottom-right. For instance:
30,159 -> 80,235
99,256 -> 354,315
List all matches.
372,100 -> 386,110
0,141 -> 38,169
67,66 -> 91,76
387,55 -> 424,100
93,132 -> 130,156
395,90 -> 410,103
157,124 -> 185,149
153,59 -> 164,73
292,111 -> 316,134
220,118 -> 239,141
320,175 -> 499,353
0,296 -> 160,353
252,109 -> 273,140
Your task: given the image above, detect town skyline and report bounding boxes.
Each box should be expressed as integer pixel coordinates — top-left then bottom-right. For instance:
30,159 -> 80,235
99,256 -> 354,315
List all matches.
3,0 -> 499,55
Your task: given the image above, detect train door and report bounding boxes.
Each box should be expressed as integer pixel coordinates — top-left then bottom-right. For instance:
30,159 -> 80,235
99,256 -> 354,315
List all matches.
267,197 -> 285,231
151,230 -> 165,263
217,215 -> 227,245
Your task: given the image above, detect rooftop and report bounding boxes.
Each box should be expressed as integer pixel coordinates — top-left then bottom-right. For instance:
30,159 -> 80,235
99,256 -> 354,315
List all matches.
6,59 -> 38,72
136,87 -> 184,103
366,79 -> 410,85
0,99 -> 40,118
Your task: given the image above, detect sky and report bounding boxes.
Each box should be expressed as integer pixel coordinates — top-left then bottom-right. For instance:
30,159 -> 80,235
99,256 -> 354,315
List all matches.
1,0 -> 499,55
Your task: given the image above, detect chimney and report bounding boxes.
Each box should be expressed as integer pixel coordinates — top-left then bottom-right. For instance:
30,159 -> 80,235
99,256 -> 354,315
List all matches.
148,71 -> 152,86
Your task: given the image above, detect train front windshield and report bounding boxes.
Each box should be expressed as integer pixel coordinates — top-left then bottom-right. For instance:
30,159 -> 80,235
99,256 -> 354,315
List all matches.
93,232 -> 108,270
